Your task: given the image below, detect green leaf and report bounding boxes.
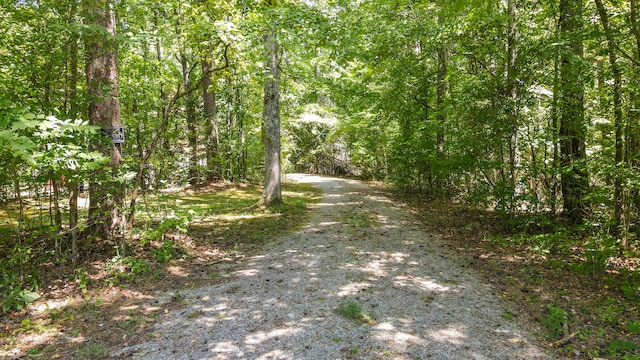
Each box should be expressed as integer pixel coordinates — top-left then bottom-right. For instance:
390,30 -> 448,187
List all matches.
627,320 -> 640,334
20,291 -> 41,304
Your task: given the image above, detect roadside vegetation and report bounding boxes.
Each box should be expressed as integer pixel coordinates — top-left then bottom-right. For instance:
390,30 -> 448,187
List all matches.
0,181 -> 320,359
391,190 -> 640,359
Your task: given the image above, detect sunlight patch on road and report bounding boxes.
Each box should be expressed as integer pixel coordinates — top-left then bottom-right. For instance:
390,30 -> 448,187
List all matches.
393,274 -> 451,293
426,326 -> 467,345
244,327 -> 303,346
235,269 -> 260,277
373,323 -> 426,351
210,341 -> 244,357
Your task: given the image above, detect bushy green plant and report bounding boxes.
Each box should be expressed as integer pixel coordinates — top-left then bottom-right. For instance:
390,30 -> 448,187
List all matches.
105,255 -> 149,282
141,213 -> 192,245
0,244 -> 40,312
152,239 -> 184,262
75,268 -> 92,294
541,304 -> 568,340
123,257 -> 149,274
1,283 -> 40,313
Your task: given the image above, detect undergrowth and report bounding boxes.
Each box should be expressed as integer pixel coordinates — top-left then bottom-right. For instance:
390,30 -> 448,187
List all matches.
1,181 -> 320,358
387,189 -> 640,359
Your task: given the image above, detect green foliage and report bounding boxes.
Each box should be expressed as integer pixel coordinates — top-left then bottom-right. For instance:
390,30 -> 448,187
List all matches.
105,255 -> 149,282
285,107 -> 347,175
0,101 -> 37,165
334,300 -> 375,325
627,320 -> 640,334
607,340 -> 638,357
541,304 -> 568,340
1,287 -> 40,313
123,257 -> 150,275
75,342 -> 108,359
142,214 -> 192,245
152,239 -> 185,262
0,237 -> 40,312
75,268 -> 92,294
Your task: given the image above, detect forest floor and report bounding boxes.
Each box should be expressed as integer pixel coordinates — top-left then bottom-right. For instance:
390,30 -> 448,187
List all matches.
1,175 -> 638,359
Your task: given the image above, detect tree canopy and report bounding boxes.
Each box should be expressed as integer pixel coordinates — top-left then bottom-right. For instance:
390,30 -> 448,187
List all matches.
2,0 -> 640,319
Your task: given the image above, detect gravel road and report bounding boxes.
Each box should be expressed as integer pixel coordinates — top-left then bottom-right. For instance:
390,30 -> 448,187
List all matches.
113,174 -> 556,359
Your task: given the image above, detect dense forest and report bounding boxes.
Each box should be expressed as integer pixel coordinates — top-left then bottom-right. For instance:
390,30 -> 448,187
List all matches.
2,0 -> 640,353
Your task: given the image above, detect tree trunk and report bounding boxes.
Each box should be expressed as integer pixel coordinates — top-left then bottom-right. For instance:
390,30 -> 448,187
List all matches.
181,53 -> 198,186
551,51 -> 560,215
558,0 -> 588,224
52,175 -> 62,231
506,0 -> 519,212
594,0 -> 628,247
203,57 -> 221,182
84,0 -> 123,240
436,46 -> 447,156
67,0 -> 80,234
628,0 -> 640,239
259,31 -> 283,207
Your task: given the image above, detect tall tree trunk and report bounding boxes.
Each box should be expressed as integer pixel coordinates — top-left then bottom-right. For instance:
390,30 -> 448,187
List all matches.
181,53 -> 198,186
435,46 -> 447,157
67,0 -> 79,239
236,79 -> 247,180
259,31 -> 283,207
506,0 -> 518,212
551,51 -> 560,215
594,0 -> 627,247
84,0 -> 123,240
628,0 -> 640,235
203,58 -> 221,182
558,0 -> 588,224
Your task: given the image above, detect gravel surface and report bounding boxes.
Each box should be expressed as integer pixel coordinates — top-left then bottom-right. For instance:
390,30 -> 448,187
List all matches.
113,174 -> 556,359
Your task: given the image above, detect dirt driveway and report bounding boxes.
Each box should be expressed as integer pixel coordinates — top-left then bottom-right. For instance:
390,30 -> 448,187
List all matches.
114,174 -> 555,359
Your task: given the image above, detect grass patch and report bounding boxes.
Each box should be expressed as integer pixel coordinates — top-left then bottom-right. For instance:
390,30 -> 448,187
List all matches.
335,300 -> 375,325
75,342 -> 107,359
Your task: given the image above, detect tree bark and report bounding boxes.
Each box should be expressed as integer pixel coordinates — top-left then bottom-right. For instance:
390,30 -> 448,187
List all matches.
203,57 -> 221,182
594,0 -> 627,246
181,53 -> 198,186
558,0 -> 588,224
67,0 -> 79,236
259,31 -> 283,207
84,0 -> 123,239
628,0 -> 640,240
506,0 -> 519,211
435,46 -> 447,157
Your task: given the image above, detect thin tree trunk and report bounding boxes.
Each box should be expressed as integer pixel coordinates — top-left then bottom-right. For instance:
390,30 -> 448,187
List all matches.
506,0 -> 519,212
52,175 -> 62,231
628,0 -> 640,238
181,53 -> 198,186
67,0 -> 79,235
238,83 -> 247,180
551,52 -> 560,215
126,85 -> 185,229
436,46 -> 447,156
203,57 -> 221,181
